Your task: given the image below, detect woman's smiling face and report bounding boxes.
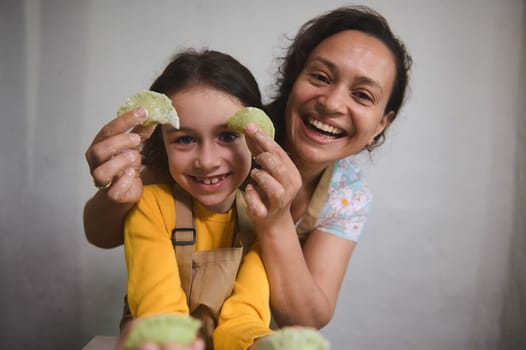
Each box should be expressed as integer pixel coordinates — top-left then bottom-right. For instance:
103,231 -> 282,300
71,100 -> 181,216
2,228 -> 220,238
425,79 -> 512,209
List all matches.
284,30 -> 396,168
162,85 -> 251,213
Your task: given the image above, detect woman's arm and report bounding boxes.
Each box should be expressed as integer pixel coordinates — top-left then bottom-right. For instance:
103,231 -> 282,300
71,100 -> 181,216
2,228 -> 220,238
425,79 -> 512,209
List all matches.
259,225 -> 355,328
243,125 -> 356,328
83,108 -> 156,248
83,191 -> 135,248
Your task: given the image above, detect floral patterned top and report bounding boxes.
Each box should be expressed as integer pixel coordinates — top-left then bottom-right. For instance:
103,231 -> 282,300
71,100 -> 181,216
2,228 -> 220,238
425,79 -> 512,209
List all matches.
313,156 -> 372,242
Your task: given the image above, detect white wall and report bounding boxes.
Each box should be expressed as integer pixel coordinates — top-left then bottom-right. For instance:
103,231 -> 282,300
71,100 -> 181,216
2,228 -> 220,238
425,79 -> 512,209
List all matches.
1,0 -> 524,349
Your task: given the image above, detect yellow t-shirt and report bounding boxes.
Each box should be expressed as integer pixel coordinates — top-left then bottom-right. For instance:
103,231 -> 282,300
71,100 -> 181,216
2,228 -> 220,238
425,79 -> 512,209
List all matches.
124,184 -> 273,349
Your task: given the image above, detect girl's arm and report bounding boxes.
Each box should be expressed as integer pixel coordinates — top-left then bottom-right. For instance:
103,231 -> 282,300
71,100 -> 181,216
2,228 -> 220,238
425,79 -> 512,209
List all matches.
116,316 -> 205,350
124,185 -> 188,317
213,243 -> 274,350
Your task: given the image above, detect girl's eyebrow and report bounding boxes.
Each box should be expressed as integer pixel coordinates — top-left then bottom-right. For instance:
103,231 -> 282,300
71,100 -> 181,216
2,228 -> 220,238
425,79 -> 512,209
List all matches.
308,56 -> 384,96
164,123 -> 231,134
164,126 -> 187,134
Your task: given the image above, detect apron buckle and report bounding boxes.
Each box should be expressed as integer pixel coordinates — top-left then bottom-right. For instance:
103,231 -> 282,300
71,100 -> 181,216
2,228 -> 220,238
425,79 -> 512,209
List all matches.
171,227 -> 196,246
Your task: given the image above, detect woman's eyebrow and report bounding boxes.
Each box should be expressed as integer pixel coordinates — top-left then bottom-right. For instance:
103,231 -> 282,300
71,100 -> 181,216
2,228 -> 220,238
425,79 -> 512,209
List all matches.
354,76 -> 384,97
308,56 -> 384,95
309,56 -> 336,71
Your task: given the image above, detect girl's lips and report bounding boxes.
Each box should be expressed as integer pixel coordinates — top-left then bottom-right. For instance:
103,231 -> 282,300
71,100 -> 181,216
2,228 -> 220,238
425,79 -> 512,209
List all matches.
303,116 -> 347,139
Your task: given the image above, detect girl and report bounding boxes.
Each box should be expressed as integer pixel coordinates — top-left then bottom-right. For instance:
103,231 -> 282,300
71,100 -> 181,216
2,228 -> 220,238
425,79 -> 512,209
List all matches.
120,50 -> 273,349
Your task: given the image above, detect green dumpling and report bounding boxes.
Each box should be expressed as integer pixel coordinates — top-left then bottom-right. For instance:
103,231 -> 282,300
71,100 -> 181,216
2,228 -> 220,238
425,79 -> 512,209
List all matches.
257,327 -> 330,350
227,107 -> 275,139
124,314 -> 201,349
117,90 -> 179,128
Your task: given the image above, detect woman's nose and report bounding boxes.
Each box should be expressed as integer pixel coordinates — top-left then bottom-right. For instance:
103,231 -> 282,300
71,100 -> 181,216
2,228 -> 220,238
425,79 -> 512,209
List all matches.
317,86 -> 347,115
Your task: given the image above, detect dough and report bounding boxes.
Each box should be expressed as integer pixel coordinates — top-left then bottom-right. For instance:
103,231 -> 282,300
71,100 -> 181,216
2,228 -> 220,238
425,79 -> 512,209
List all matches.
227,107 -> 275,138
117,90 -> 179,128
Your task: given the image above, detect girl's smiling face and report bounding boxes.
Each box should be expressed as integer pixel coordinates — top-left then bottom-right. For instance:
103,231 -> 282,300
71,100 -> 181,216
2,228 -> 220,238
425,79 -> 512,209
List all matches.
285,30 -> 396,169
162,85 -> 251,213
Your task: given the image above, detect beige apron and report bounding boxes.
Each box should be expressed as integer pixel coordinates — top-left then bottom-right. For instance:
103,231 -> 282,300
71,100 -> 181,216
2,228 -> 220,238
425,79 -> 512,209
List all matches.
295,163 -> 334,241
121,163 -> 334,346
121,185 -> 254,350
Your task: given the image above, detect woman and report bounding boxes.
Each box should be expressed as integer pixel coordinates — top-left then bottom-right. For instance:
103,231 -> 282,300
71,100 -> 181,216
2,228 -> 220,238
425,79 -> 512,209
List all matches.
84,5 -> 412,332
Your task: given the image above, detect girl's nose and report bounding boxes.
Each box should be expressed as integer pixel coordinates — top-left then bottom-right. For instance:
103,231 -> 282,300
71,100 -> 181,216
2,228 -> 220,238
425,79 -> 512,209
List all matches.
194,142 -> 221,170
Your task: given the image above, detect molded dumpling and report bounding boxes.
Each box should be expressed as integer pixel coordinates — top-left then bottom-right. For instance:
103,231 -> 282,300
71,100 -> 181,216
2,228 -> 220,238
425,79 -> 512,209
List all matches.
117,90 -> 179,128
257,327 -> 330,350
227,107 -> 275,139
124,314 -> 201,349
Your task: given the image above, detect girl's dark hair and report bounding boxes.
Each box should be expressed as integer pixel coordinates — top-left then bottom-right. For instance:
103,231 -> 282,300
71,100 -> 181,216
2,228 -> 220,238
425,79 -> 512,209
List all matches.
267,5 -> 413,150
142,49 -> 263,170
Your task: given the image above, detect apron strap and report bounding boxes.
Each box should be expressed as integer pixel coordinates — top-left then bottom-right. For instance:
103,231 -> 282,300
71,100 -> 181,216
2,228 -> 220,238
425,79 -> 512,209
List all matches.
171,184 -> 195,299
295,163 -> 335,240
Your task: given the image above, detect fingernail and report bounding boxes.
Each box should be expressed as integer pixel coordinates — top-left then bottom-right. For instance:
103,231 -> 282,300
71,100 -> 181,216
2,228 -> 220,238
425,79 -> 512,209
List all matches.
125,168 -> 135,176
124,152 -> 135,162
246,123 -> 258,133
129,133 -> 141,144
134,107 -> 148,122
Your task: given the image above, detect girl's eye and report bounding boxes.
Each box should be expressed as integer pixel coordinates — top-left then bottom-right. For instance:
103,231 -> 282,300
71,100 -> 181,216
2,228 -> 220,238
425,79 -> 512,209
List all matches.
174,135 -> 195,145
219,132 -> 238,143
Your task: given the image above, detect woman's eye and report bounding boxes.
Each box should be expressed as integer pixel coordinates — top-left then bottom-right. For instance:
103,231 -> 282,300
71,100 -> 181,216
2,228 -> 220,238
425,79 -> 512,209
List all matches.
219,132 -> 238,143
310,72 -> 330,84
353,91 -> 374,104
174,135 -> 195,145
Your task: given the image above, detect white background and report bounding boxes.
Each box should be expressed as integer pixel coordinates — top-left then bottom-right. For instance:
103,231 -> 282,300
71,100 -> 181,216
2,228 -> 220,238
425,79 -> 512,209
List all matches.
1,0 -> 524,349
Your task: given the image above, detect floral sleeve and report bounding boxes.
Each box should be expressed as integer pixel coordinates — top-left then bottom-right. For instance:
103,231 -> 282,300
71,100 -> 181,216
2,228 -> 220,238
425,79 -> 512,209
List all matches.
314,157 -> 372,241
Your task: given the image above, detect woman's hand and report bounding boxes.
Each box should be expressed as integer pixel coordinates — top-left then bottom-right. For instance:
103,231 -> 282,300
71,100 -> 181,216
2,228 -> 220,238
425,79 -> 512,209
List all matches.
83,108 -> 157,248
242,123 -> 301,229
85,108 -> 155,203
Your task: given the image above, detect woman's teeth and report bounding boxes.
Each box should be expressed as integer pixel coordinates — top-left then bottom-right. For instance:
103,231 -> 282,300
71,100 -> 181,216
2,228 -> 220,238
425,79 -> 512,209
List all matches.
307,118 -> 345,137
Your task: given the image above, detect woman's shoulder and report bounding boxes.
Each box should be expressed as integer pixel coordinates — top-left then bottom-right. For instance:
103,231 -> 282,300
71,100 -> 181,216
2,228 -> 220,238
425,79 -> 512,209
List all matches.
315,157 -> 372,241
332,156 -> 368,186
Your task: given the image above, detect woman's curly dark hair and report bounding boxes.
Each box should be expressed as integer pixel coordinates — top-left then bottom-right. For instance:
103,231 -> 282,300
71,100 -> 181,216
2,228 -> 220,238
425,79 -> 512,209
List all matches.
266,5 -> 412,150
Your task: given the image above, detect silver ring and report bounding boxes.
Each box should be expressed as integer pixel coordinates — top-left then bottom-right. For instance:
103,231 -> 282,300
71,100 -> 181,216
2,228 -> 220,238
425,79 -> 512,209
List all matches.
97,181 -> 112,190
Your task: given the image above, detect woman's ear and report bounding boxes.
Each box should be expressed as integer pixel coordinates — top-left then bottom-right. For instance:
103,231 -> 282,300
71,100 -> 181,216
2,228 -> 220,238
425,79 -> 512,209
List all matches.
369,110 -> 395,145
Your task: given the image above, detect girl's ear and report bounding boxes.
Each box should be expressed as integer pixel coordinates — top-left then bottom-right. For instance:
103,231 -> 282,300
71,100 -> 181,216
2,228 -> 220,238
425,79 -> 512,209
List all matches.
369,110 -> 395,145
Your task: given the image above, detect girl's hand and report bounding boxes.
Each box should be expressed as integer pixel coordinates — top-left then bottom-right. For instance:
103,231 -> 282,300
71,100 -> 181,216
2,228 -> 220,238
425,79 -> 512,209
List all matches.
85,108 -> 155,203
115,318 -> 205,350
126,340 -> 204,350
242,123 -> 302,228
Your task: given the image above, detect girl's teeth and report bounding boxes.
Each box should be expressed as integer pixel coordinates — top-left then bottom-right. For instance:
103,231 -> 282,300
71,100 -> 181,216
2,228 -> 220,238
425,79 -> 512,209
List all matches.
200,176 -> 223,184
308,118 -> 343,135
